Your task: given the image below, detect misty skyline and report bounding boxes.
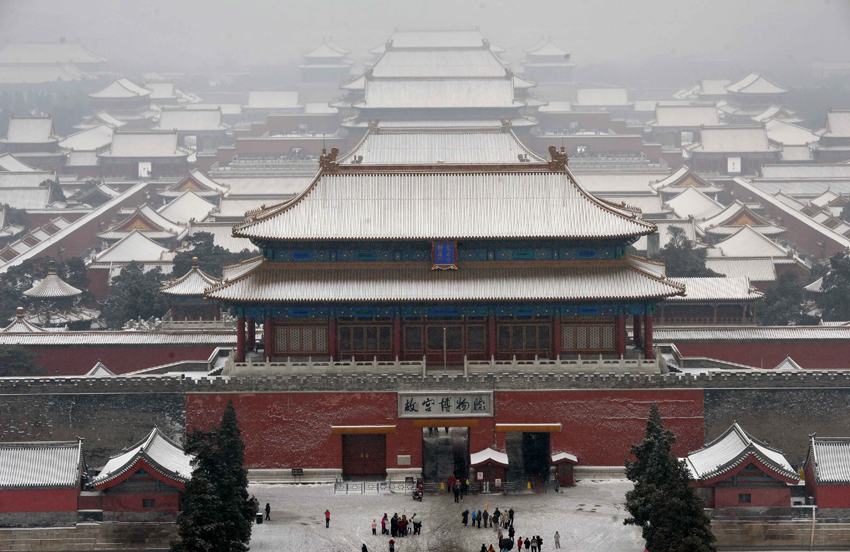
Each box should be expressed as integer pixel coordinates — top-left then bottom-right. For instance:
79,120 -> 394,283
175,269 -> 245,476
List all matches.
2,0 -> 849,71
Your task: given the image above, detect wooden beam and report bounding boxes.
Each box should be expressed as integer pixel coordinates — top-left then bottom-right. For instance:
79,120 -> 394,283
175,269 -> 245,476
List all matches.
412,420 -> 480,428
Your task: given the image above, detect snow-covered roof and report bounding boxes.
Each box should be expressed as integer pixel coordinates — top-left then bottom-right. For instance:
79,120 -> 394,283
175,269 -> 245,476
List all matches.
537,100 -> 572,113
2,117 -> 57,144
0,153 -> 37,172
185,103 -> 242,116
652,166 -> 722,194
216,196 -> 287,219
100,131 -> 188,158
66,151 -> 100,168
156,109 -> 227,132
160,258 -> 220,296
245,91 -> 300,110
765,119 -> 819,146
358,78 -> 519,109
664,187 -> 725,221
339,128 -> 544,165
704,258 -> 777,282
656,325 -> 850,342
370,49 -> 508,78
470,447 -> 509,468
162,169 -> 229,197
76,112 -> 126,130
687,126 -> 778,153
820,110 -> 850,139
774,356 -> 803,370
752,105 -> 801,124
92,428 -> 193,488
0,440 -> 82,489
684,423 -> 797,482
0,331 -> 236,347
551,452 -> 578,464
85,361 -> 116,377
780,145 -> 814,162
807,437 -> 850,484
567,172 -> 670,195
0,188 -> 52,210
0,172 -> 56,188
157,191 -> 215,225
23,265 -> 82,298
303,40 -> 349,58
652,105 -> 720,127
89,78 -> 152,99
378,30 -> 491,50
805,277 -> 823,293
0,43 -> 105,65
93,230 -> 171,263
667,277 -> 763,302
707,225 -> 792,258
146,82 -> 176,100
101,204 -> 184,239
725,73 -> 787,95
700,201 -> 784,236
303,103 -> 338,114
0,64 -> 88,84
217,177 -> 311,197
575,88 -> 631,107
698,79 -> 731,96
761,164 -> 850,179
233,167 -> 656,242
1,307 -> 46,333
525,40 -> 570,59
58,124 -> 114,151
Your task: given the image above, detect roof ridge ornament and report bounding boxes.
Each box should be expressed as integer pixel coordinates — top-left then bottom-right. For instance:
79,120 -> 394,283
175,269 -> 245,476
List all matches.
500,118 -> 512,132
548,145 -> 568,170
319,147 -> 340,172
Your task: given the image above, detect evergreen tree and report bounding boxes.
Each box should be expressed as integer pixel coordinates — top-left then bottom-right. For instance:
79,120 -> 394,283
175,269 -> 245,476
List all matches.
101,261 -> 171,329
659,227 -> 720,278
172,472 -> 229,552
177,401 -> 256,552
820,252 -> 850,321
758,273 -> 818,326
172,233 -> 256,279
625,403 -> 716,552
0,346 -> 44,377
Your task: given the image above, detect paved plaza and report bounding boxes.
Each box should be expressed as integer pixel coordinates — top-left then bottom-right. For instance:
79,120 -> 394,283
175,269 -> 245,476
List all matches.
247,479 -> 644,552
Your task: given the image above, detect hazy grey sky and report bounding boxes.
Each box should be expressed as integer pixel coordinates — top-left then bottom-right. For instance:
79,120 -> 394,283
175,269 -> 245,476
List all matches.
2,0 -> 849,68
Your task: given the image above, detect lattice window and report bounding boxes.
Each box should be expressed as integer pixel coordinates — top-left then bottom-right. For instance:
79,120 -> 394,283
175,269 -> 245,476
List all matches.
289,327 -> 301,352
562,326 -> 574,350
275,326 -> 287,351
588,326 -> 601,349
602,325 -> 614,350
575,326 -> 587,350
315,327 -> 327,351
275,325 -> 328,355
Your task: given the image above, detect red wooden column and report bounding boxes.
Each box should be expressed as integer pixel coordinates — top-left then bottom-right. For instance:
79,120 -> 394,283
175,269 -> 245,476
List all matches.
633,314 -> 642,347
644,314 -> 654,359
264,316 -> 274,360
328,316 -> 337,360
616,315 -> 626,358
488,316 -> 497,359
553,317 -> 562,357
393,315 -> 402,359
247,317 -> 256,351
236,316 -> 246,362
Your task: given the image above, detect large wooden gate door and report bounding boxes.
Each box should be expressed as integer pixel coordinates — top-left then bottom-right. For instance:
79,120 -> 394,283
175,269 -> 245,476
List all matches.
342,434 -> 387,477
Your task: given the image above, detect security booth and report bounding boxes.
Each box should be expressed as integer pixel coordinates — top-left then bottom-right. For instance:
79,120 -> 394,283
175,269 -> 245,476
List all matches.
551,452 -> 579,487
471,447 -> 509,491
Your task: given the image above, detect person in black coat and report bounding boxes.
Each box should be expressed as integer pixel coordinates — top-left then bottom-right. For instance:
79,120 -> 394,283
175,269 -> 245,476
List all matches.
390,513 -> 398,537
462,510 -> 469,526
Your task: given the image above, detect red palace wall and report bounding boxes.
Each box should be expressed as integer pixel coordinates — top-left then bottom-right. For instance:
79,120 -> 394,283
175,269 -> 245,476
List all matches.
714,486 -> 790,509
812,484 -> 850,509
101,493 -> 180,520
673,341 -> 850,369
0,489 -> 78,512
186,389 -> 705,469
33,344 -> 226,376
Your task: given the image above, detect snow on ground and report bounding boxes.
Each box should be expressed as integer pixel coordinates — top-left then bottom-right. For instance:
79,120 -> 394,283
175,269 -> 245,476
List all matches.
247,479 -> 644,552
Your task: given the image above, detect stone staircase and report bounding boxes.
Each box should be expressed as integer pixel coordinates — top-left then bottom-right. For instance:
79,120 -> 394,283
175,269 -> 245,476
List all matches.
0,523 -> 177,552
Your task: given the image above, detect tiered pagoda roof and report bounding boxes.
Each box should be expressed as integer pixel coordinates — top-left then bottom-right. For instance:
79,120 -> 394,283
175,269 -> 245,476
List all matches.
97,204 -> 185,242
207,150 -> 684,305
652,166 -> 724,196
89,78 -> 152,100
699,201 -> 785,238
725,73 -> 787,95
159,169 -> 229,199
160,257 -> 220,297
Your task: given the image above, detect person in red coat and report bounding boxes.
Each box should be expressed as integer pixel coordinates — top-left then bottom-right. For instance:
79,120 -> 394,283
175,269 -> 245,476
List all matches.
324,509 -> 330,528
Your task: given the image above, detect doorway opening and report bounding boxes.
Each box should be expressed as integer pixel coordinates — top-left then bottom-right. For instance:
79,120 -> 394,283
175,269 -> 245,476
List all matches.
421,426 -> 469,483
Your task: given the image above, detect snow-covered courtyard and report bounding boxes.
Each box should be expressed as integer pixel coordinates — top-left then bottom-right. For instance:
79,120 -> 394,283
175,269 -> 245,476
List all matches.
247,479 -> 644,552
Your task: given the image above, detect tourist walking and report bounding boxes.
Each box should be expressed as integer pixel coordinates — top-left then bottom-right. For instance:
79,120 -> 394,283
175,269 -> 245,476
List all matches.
381,514 -> 387,535
388,539 -> 395,552
362,544 -> 368,552
508,508 -> 515,526
480,545 -> 487,552
462,509 -> 469,526
264,503 -> 270,521
324,509 -> 330,528
411,513 -> 421,535
524,536 -> 531,550
553,531 -> 560,549
530,535 -> 539,552
371,519 -> 377,535
517,537 -> 523,551
509,525 -> 515,540
471,508 -> 477,527
537,534 -> 543,551
453,484 -> 460,503
391,513 -> 398,537
477,509 -> 482,528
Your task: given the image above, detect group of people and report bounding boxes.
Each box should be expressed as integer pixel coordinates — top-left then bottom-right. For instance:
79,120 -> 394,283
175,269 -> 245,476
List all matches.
447,475 -> 470,502
462,506 -> 562,552
375,512 -> 422,538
